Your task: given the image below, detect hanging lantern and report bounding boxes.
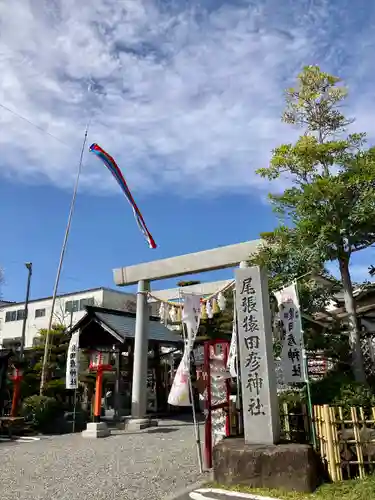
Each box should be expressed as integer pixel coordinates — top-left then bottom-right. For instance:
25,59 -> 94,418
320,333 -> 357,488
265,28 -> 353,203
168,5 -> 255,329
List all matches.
206,300 -> 214,319
217,292 -> 226,311
89,351 -> 111,371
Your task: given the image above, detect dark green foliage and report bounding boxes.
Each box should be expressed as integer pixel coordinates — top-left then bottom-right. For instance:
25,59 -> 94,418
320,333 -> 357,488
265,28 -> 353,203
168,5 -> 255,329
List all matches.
250,231 -> 348,365
198,290 -> 234,340
279,370 -> 375,421
308,370 -> 375,409
21,395 -> 63,432
22,324 -> 71,399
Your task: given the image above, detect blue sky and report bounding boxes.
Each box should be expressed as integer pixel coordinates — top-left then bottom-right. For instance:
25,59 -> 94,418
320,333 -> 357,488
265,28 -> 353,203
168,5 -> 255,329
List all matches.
1,0 -> 375,301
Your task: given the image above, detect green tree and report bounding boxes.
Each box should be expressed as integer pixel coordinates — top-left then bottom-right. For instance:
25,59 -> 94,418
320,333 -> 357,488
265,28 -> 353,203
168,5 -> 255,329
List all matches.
198,290 -> 234,340
250,231 -> 350,366
257,65 -> 375,382
23,325 -> 71,399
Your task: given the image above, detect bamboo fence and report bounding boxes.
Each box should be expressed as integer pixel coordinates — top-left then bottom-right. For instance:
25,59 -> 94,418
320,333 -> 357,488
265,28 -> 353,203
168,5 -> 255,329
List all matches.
279,402 -> 375,482
313,404 -> 375,481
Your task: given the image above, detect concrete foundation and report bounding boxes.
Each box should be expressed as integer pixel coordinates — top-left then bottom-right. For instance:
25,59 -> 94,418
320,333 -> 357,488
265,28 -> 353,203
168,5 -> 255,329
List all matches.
125,418 -> 158,431
213,438 -> 321,493
81,422 -> 110,439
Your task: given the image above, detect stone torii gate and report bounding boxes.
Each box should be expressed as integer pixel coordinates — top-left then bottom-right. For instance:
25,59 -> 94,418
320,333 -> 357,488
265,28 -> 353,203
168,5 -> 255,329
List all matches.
113,240 -> 261,430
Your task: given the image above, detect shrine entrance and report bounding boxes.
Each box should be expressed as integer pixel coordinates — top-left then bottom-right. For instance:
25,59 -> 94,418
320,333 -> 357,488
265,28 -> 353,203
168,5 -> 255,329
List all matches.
112,240 -> 261,428
69,305 -> 183,417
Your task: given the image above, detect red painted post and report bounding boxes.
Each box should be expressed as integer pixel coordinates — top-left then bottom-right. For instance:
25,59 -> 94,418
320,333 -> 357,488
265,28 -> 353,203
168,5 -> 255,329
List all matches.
89,352 -> 112,423
10,367 -> 23,417
93,367 -> 104,422
204,341 -> 213,469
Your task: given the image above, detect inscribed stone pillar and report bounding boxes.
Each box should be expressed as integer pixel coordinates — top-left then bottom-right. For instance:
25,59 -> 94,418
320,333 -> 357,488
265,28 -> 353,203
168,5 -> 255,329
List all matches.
235,265 -> 280,444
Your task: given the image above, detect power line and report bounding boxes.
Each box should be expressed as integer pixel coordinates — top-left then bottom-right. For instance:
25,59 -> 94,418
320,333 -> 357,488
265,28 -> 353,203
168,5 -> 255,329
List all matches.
0,101 -> 70,148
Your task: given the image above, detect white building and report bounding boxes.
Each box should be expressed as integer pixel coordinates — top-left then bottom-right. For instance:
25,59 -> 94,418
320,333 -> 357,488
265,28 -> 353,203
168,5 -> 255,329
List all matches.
0,287 -> 142,350
0,279 -> 233,350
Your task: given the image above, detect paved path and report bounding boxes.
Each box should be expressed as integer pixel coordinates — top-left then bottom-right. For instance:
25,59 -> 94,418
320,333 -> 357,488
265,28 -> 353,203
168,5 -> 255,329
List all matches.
172,487 -> 280,500
0,419 -> 205,500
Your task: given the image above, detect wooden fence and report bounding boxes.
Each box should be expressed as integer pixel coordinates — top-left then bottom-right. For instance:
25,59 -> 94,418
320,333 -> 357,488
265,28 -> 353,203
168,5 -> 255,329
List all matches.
314,405 -> 375,481
280,402 -> 375,482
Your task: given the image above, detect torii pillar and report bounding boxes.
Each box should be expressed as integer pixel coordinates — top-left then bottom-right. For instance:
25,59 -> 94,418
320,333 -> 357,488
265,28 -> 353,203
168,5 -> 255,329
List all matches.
113,240 -> 261,430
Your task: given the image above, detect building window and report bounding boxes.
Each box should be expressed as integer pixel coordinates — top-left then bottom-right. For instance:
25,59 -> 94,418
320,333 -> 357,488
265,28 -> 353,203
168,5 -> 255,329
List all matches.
65,300 -> 79,313
35,308 -> 46,318
16,309 -> 26,321
5,311 -> 16,322
79,297 -> 95,311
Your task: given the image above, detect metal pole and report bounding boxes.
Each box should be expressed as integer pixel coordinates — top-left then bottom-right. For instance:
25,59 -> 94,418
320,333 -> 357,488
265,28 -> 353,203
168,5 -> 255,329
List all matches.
40,127 -> 89,394
187,355 -> 204,473
303,346 -> 317,449
114,346 -> 121,421
181,321 -> 204,473
233,289 -> 243,435
20,262 -> 32,359
72,388 -> 77,433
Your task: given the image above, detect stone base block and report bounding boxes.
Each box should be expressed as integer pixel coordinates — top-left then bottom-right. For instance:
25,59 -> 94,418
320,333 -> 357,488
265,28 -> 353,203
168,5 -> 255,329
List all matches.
124,418 -> 158,431
213,438 -> 321,493
81,422 -> 110,439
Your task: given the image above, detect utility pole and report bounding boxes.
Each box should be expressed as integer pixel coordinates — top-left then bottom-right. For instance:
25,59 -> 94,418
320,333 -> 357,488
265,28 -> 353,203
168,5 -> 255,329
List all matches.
20,262 -> 32,359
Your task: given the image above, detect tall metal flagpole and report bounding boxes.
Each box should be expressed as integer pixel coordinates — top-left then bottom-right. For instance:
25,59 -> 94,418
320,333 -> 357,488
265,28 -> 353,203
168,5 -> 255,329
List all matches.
39,125 -> 90,394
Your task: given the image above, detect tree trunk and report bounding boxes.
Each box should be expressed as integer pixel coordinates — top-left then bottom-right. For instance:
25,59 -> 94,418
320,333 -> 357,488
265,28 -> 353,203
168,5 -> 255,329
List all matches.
338,256 -> 366,383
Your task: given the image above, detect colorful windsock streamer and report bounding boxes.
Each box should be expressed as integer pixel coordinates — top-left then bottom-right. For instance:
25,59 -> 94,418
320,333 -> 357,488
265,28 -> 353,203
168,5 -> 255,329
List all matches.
89,143 -> 157,249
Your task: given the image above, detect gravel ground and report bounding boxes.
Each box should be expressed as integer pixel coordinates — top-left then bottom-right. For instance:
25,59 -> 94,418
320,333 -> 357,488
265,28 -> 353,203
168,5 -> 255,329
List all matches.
0,419 -> 206,500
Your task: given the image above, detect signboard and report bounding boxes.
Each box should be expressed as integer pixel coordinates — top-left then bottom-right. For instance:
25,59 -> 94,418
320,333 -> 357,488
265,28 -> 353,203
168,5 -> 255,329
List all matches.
66,331 -> 79,389
275,283 -> 307,384
168,293 -> 201,406
308,355 -> 328,379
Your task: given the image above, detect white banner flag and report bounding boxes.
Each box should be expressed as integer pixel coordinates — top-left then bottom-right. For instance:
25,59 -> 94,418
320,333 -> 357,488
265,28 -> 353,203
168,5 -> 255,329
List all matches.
167,352 -> 191,406
66,331 -> 80,389
226,299 -> 238,378
168,293 -> 201,406
182,293 -> 201,350
276,283 -> 306,384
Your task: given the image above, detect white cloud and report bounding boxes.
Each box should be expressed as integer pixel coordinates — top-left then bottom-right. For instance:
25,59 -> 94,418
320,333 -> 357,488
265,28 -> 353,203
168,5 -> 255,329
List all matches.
0,0 -> 375,196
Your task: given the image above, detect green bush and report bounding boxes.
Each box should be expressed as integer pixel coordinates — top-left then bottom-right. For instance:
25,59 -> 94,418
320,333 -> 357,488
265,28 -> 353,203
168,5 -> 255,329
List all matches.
279,370 -> 375,418
279,389 -> 304,412
21,395 -> 63,432
308,370 -> 375,408
43,379 -> 71,406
